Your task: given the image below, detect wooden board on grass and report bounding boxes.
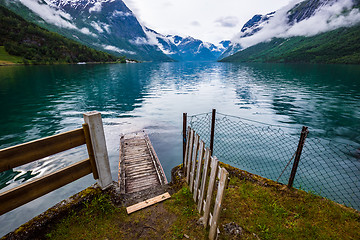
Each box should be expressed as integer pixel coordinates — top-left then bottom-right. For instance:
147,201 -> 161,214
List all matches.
126,192 -> 171,214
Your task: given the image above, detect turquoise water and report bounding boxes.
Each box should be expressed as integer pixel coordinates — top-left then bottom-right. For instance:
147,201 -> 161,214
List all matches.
0,62 -> 359,235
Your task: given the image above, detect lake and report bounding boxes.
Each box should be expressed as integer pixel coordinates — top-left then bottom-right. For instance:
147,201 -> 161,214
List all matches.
0,62 -> 359,235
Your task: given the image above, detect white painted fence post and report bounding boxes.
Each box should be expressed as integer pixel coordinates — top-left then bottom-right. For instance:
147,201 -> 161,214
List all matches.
83,111 -> 112,189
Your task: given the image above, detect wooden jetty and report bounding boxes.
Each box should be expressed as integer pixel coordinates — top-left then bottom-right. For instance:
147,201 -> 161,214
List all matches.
118,131 -> 167,194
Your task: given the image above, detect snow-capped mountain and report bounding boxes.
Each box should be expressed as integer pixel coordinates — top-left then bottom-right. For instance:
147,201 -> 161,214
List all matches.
1,0 -> 228,61
220,0 -> 360,60
219,12 -> 275,60
0,0 -> 172,61
144,28 -> 227,61
145,28 -> 227,61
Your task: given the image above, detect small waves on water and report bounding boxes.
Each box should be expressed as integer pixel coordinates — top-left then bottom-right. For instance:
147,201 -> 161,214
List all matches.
0,62 -> 359,235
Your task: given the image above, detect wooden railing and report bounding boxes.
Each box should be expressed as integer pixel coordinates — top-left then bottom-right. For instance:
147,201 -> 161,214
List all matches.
0,111 -> 112,215
184,127 -> 229,240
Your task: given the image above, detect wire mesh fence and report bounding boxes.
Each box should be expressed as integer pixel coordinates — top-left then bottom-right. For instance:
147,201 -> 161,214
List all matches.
187,111 -> 360,210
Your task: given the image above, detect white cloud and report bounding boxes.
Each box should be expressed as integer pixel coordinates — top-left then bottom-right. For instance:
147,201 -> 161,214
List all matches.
19,0 -> 97,36
284,0 -> 360,36
123,0 -> 294,43
215,16 -> 239,28
103,24 -> 111,33
79,27 -> 97,37
20,0 -> 76,29
130,37 -> 150,45
91,21 -> 104,33
235,0 -> 360,49
89,2 -> 102,13
101,44 -> 136,55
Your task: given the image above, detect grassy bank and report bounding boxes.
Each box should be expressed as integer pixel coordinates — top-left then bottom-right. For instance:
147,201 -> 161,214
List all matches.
3,165 -> 359,239
220,163 -> 360,239
45,187 -> 206,240
0,46 -> 22,65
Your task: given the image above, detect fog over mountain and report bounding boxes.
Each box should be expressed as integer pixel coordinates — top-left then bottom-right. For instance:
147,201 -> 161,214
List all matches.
237,0 -> 360,48
220,0 -> 360,59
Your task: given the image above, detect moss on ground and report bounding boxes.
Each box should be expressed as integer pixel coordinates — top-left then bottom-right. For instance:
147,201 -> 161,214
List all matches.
46,186 -> 207,240
4,164 -> 359,239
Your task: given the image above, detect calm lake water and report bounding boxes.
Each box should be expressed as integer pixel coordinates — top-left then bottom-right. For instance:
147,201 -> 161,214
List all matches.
0,62 -> 359,235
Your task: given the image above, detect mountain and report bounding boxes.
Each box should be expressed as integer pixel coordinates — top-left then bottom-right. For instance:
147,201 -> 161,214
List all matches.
218,12 -> 274,60
145,28 -> 226,61
0,5 -> 120,65
220,25 -> 360,64
220,0 -> 360,64
0,0 -> 173,62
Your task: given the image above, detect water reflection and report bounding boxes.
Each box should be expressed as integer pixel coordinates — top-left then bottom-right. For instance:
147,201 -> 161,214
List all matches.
0,62 -> 359,236
226,63 -> 360,143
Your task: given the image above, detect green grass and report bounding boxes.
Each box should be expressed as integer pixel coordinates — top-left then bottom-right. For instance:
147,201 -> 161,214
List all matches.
46,187 -> 207,240
0,46 -> 23,64
43,167 -> 360,240
45,194 -> 125,240
219,164 -> 360,239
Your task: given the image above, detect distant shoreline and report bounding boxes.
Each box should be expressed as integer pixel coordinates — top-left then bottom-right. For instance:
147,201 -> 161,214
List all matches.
0,60 -> 138,67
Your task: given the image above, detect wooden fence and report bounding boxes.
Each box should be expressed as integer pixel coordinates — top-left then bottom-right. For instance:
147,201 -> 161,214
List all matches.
0,111 -> 112,215
184,126 -> 229,240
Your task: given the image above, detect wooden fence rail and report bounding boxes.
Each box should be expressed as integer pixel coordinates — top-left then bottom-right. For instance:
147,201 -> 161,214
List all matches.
0,111 -> 112,216
184,126 -> 229,240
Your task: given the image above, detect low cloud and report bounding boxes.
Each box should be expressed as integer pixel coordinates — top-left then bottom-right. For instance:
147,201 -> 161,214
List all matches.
91,21 -> 104,33
19,0 -> 96,36
101,45 -> 136,55
79,27 -> 96,37
215,16 -> 239,28
234,0 -> 360,49
20,0 -> 75,29
130,34 -> 158,46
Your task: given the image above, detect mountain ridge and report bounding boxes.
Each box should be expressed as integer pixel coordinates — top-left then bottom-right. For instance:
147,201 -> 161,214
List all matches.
0,5 -> 121,65
0,0 -> 174,62
220,0 -> 360,64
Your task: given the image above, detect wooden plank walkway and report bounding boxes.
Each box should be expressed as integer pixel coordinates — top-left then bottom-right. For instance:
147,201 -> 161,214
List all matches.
118,131 -> 167,194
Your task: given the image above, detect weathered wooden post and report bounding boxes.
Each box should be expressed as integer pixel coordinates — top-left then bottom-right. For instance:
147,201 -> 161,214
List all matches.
209,167 -> 229,240
197,148 -> 211,213
203,156 -> 219,227
209,109 -> 216,156
83,111 -> 112,189
183,112 -> 187,166
288,126 -> 309,188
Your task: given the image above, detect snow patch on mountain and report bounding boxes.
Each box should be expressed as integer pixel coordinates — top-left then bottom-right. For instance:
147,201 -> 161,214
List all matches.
112,10 -> 133,17
89,1 -> 101,12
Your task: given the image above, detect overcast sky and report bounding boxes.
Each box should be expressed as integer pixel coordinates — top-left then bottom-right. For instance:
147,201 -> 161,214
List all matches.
123,0 -> 293,44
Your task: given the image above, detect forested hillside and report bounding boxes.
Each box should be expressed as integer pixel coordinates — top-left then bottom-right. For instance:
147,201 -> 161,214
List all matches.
0,6 -> 122,65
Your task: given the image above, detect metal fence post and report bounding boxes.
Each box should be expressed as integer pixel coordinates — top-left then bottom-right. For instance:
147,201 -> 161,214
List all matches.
183,112 -> 187,166
83,111 -> 112,189
288,126 -> 309,188
209,109 -> 216,156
